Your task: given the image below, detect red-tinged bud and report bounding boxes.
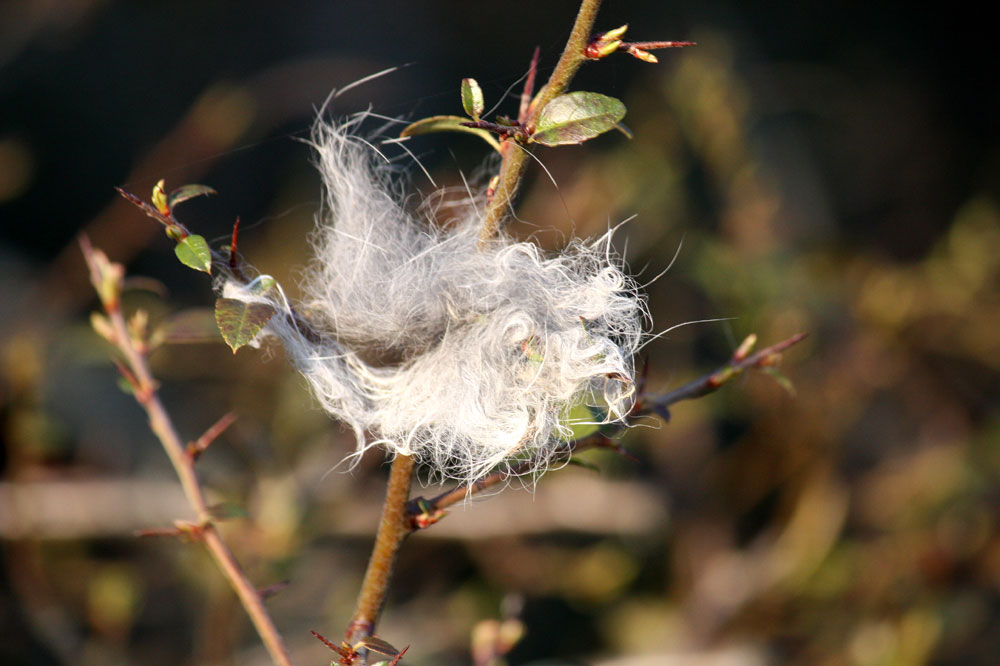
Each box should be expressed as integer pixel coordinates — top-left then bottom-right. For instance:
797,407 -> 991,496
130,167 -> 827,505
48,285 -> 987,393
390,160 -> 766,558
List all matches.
411,500 -> 446,529
585,24 -> 628,59
624,45 -> 656,63
585,39 -> 619,59
733,333 -> 758,361
597,40 -> 622,57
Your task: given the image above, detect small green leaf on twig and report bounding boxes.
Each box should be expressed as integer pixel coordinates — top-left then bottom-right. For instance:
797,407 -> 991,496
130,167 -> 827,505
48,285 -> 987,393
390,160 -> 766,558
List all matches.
531,92 -> 626,146
400,115 -> 502,153
762,367 -> 797,396
168,184 -> 216,211
174,234 -> 212,274
252,275 -> 276,294
214,297 -> 276,353
461,78 -> 484,121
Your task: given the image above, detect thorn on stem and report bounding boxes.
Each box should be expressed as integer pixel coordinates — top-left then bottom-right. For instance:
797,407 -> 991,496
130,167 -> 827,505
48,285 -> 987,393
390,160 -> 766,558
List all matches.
229,217 -> 241,272
187,411 -> 238,461
258,580 -> 291,600
519,46 -> 541,124
311,630 -> 351,659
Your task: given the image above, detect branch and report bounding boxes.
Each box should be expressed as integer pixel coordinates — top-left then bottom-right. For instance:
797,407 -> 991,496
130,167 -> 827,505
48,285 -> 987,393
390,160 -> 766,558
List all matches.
478,0 -> 604,242
345,453 -> 416,644
636,332 -> 808,418
345,0 -> 609,641
80,236 -> 295,666
409,429 -> 628,522
408,333 -> 808,521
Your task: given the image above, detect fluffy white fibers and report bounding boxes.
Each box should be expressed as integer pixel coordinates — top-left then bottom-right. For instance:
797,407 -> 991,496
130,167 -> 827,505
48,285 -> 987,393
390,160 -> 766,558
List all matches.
222,118 -> 646,484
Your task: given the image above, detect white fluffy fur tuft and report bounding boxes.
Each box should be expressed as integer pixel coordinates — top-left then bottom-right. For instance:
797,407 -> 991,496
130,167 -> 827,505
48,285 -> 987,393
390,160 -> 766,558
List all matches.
221,118 -> 646,484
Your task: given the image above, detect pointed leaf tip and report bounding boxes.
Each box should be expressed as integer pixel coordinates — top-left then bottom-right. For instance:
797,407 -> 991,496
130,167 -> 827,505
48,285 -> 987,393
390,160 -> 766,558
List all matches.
214,297 -> 275,353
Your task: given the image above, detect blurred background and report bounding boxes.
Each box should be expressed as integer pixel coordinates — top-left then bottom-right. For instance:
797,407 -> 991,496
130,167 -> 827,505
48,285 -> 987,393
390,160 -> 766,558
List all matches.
1,1 -> 997,664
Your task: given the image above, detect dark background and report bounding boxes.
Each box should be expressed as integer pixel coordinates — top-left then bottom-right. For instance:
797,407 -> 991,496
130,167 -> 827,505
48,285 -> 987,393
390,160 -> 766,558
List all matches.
2,2 -> 997,665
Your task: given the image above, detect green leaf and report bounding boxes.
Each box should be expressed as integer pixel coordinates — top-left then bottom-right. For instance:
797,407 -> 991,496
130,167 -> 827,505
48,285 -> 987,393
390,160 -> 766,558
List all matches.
460,78 -> 484,120
531,92 -> 627,146
400,115 -> 502,153
168,184 -> 216,211
251,275 -> 276,294
174,234 -> 212,274
214,297 -> 275,353
562,402 -> 601,440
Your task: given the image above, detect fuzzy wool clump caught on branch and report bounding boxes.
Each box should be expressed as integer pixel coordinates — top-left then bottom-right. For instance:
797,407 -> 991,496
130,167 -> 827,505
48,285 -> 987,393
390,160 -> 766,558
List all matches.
221,116 -> 647,485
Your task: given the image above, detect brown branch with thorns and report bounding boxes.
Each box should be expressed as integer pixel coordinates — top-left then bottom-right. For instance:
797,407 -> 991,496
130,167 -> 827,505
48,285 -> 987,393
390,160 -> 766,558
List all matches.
477,0 -> 604,241
80,236 -> 296,666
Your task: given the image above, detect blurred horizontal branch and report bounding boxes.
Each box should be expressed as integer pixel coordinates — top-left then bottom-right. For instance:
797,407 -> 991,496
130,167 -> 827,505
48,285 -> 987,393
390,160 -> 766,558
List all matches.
0,478 -> 192,539
0,469 -> 667,541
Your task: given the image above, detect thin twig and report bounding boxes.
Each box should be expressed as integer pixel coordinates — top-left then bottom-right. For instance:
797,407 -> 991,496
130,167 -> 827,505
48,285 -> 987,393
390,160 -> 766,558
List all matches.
187,411 -> 237,461
409,333 -> 808,520
638,332 -> 808,414
346,453 -> 416,644
80,237 -> 295,666
478,0 -> 604,242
